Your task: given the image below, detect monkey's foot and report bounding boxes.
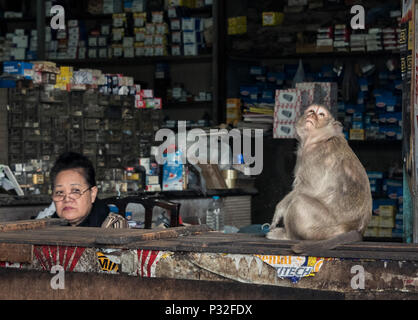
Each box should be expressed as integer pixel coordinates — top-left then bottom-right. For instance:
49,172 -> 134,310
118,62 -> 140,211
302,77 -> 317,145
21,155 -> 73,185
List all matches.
266,227 -> 289,240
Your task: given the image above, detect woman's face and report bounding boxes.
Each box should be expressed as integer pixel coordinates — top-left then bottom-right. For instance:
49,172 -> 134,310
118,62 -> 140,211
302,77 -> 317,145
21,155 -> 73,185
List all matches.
53,169 -> 98,226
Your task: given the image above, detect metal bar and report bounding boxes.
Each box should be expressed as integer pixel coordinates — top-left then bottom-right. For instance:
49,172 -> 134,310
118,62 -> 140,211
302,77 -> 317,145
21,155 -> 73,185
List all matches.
212,0 -> 219,124
36,0 -> 46,60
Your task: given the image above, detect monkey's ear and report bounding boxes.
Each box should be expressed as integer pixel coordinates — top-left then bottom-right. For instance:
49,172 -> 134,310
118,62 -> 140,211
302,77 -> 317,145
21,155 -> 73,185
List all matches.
332,121 -> 343,134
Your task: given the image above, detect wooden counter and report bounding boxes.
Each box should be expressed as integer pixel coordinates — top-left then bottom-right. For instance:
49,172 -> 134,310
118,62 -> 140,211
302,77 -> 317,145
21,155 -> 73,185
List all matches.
0,219 -> 417,300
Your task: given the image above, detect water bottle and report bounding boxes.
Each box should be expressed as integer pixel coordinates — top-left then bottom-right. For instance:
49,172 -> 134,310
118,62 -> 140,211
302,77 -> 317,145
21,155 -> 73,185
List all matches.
206,196 -> 224,231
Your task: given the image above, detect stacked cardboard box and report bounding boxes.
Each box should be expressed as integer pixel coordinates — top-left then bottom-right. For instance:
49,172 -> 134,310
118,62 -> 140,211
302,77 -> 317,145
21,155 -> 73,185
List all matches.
316,26 -> 333,52
365,172 -> 403,238
273,89 -> 302,139
333,24 -> 349,52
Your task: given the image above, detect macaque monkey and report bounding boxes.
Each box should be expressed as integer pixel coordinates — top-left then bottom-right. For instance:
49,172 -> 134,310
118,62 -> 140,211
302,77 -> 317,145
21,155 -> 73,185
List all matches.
266,105 -> 372,254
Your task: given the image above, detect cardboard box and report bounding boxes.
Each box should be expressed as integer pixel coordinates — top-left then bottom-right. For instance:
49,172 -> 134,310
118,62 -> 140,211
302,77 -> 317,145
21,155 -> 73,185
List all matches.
273,122 -> 297,139
262,12 -> 284,26
349,129 -> 365,140
163,151 -> 184,191
273,89 -> 302,139
182,17 -> 202,31
379,205 -> 396,218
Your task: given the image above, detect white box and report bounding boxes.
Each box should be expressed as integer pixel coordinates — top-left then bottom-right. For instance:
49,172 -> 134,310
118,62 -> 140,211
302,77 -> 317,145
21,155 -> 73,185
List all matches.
98,47 -> 108,58
88,36 -> 98,47
101,25 -> 111,35
184,43 -> 198,55
183,31 -> 203,44
11,48 -> 26,59
68,38 -> 79,47
124,47 -> 134,58
152,11 -> 164,23
132,0 -> 146,12
15,29 -> 25,36
273,89 -> 302,139
273,122 -> 297,139
168,7 -> 177,18
68,20 -> 78,27
88,48 -> 97,58
135,32 -> 145,42
170,19 -> 181,31
172,31 -> 182,43
123,37 -> 134,47
98,36 -> 107,47
171,45 -> 181,56
182,17 -> 202,31
12,35 -> 28,48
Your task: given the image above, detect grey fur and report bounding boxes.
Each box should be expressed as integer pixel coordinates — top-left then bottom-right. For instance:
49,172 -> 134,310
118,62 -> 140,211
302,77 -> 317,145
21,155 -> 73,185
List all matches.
266,105 -> 372,254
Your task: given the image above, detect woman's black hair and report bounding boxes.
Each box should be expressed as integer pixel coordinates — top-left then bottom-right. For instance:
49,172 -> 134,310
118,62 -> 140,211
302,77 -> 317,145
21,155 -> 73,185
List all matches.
50,152 -> 96,188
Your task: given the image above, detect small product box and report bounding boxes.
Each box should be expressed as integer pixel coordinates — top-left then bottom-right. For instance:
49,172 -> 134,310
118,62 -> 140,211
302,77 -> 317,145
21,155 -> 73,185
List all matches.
3,61 -> 34,79
182,17 -> 203,31
183,43 -> 198,55
349,129 -> 365,140
163,150 -> 184,191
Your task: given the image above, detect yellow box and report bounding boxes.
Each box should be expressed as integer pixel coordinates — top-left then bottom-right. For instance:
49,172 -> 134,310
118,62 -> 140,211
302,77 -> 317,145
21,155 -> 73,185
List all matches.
378,205 -> 396,218
378,227 -> 393,238
364,227 -> 379,237
228,16 -> 247,35
262,12 -> 284,26
349,129 -> 365,140
59,66 -> 73,75
379,215 -> 395,228
368,215 -> 380,227
32,173 -> 44,185
226,98 -> 241,125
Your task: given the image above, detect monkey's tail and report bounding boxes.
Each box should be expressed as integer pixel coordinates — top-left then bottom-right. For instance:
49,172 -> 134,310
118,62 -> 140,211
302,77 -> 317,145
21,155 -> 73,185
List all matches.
291,230 -> 362,255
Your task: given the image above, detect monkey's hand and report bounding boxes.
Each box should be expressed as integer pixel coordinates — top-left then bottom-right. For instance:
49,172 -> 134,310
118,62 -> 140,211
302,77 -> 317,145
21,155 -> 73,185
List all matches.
266,227 -> 289,240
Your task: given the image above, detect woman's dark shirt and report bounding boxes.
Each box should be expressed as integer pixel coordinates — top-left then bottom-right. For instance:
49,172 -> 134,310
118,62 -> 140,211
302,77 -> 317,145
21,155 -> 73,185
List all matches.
51,198 -> 110,227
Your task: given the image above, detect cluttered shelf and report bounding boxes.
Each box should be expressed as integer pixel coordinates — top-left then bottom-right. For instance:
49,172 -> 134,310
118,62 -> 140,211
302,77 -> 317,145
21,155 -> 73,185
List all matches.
228,50 -> 401,62
2,4 -> 213,22
347,139 -> 402,148
0,188 -> 258,207
265,138 -> 401,147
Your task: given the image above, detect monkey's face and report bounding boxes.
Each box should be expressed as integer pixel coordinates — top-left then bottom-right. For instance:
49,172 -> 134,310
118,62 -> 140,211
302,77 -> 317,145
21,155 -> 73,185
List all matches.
296,105 -> 334,141
303,105 -> 330,130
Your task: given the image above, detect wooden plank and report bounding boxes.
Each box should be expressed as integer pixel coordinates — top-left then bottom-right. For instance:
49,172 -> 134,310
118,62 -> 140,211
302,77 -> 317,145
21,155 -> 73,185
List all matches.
94,225 -> 211,245
0,219 -> 67,232
0,243 -> 33,263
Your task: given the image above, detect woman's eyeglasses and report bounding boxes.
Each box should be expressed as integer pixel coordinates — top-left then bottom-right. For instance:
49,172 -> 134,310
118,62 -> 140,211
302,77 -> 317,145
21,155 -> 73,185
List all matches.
52,186 -> 92,202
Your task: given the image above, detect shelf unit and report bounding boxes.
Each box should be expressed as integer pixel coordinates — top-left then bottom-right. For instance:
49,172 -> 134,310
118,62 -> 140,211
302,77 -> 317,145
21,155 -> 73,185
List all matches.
1,0 -> 226,124
223,0 -> 405,242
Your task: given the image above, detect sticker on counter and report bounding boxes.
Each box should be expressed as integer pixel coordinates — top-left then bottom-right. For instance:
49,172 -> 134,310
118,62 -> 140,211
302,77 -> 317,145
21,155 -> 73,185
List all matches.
97,252 -> 120,273
255,255 -> 329,283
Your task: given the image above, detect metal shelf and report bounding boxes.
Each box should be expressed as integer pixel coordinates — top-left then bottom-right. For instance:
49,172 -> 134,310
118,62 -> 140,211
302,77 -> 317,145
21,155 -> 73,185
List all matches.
47,55 -> 213,67
165,101 -> 213,109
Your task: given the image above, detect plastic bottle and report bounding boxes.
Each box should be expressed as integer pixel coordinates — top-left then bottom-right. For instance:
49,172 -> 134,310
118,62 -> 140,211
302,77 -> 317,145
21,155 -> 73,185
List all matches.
108,205 -> 119,214
206,196 -> 224,231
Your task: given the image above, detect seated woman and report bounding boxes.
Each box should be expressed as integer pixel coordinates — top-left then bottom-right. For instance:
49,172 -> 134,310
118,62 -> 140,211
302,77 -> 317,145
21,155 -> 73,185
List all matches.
49,152 -> 126,228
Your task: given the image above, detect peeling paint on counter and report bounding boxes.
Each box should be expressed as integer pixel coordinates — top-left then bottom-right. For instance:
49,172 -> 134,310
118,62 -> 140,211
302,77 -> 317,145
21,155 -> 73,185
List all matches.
0,244 -> 417,297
